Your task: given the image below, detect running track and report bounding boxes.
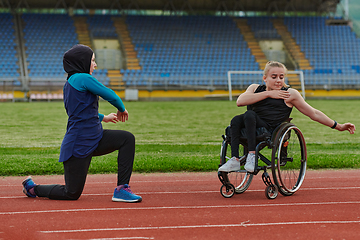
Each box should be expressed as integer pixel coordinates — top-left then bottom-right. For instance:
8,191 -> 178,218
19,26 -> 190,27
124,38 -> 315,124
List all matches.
1,170 -> 360,239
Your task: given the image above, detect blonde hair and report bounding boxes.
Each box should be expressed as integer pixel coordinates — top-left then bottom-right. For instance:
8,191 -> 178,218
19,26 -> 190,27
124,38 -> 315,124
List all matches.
263,61 -> 288,87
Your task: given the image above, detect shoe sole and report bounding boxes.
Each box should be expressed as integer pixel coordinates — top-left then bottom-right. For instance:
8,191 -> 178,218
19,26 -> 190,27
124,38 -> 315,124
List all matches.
244,166 -> 254,173
112,197 -> 142,203
22,176 -> 32,185
218,166 -> 241,172
218,169 -> 241,173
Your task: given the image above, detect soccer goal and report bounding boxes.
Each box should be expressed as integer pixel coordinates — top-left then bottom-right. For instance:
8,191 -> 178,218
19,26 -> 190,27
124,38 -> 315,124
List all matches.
227,70 -> 305,101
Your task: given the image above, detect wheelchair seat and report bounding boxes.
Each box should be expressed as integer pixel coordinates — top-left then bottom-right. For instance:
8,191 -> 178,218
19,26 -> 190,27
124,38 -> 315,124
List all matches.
239,127 -> 271,141
224,125 -> 271,143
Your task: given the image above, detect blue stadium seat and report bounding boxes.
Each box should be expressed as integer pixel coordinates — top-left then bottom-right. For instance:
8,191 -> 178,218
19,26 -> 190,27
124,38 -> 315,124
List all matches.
87,15 -> 117,38
122,15 -> 259,86
22,13 -> 78,81
0,13 -> 21,85
284,16 -> 360,87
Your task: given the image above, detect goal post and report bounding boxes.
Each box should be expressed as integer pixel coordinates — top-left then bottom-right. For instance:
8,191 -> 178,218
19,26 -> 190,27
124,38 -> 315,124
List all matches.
227,70 -> 305,101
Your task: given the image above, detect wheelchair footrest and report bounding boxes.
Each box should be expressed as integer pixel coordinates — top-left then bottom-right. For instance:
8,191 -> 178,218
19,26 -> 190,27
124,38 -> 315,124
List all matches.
218,171 -> 228,185
262,171 -> 275,188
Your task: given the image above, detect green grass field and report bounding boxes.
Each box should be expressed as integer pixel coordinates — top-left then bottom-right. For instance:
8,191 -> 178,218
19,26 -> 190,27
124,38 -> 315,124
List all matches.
0,99 -> 359,176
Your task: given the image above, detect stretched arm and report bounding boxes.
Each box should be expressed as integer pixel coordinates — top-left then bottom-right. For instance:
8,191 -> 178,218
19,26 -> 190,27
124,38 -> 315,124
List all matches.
236,84 -> 290,107
68,74 -> 129,123
79,74 -> 126,112
288,89 -> 355,134
82,75 -> 129,123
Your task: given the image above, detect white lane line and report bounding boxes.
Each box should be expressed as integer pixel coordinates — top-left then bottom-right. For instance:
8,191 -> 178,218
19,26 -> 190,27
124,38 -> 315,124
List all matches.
88,238 -> 154,240
80,186 -> 360,195
1,201 -> 360,215
2,186 -> 360,199
39,220 -> 360,234
0,179 -> 202,187
1,174 -> 360,187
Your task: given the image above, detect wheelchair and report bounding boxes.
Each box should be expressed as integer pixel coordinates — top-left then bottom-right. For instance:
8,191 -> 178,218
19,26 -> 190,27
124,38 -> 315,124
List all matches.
218,119 -> 307,199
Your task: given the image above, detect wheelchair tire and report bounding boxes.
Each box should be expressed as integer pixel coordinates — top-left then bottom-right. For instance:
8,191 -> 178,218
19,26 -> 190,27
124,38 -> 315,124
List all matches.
220,184 -> 235,198
220,139 -> 253,194
265,185 -> 278,199
271,123 -> 307,196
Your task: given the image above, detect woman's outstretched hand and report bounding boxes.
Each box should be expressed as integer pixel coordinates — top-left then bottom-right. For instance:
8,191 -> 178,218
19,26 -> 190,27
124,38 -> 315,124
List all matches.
102,113 -> 119,123
117,109 -> 129,122
337,122 -> 356,134
103,109 -> 129,123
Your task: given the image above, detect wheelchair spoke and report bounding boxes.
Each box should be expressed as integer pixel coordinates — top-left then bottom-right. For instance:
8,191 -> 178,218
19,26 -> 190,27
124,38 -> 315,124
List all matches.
272,124 -> 307,196
228,170 -> 253,193
219,138 -> 253,195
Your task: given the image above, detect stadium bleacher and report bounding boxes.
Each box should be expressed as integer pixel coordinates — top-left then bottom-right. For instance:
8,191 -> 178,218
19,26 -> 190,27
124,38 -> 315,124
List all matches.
22,13 -> 78,84
125,15 -> 258,87
21,13 -> 110,89
0,13 -> 21,86
284,16 -> 360,88
1,12 -> 360,98
247,16 -> 281,39
87,14 -> 117,38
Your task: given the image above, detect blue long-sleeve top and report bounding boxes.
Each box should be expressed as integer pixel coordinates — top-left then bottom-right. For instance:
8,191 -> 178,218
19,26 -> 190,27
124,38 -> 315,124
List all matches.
58,73 -> 125,162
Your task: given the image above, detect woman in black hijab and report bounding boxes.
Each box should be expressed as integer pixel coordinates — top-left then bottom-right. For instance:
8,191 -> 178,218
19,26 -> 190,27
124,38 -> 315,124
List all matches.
22,44 -> 142,203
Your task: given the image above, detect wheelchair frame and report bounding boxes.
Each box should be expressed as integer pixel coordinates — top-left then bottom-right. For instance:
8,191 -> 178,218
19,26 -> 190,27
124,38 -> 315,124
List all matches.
218,120 -> 307,199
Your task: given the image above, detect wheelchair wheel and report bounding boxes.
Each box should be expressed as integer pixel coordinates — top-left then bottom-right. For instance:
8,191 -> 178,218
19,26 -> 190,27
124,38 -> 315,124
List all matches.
265,185 -> 278,199
220,140 -> 253,194
271,123 -> 307,196
220,184 -> 235,198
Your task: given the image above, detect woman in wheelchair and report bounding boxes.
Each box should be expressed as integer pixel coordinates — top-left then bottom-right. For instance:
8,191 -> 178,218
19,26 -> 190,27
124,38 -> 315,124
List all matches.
219,61 -> 356,173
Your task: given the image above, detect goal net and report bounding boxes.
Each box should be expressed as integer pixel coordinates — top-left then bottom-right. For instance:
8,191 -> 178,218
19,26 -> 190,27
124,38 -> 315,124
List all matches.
227,70 -> 305,101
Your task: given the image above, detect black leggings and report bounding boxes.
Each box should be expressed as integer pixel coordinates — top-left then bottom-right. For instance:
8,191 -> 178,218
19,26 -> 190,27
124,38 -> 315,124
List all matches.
230,110 -> 269,158
34,129 -> 135,200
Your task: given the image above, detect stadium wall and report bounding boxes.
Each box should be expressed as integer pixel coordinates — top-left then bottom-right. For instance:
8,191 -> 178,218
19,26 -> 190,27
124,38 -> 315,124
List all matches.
112,89 -> 360,101
4,89 -> 360,103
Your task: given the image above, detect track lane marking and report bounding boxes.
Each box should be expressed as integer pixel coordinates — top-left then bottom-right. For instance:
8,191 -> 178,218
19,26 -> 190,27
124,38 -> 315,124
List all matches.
87,238 -> 154,240
38,220 -> 360,233
1,186 -> 360,199
1,173 -> 360,187
1,201 -> 360,215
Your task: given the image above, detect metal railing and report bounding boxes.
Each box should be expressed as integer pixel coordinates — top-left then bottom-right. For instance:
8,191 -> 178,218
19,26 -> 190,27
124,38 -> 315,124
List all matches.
111,74 -> 360,91
2,74 -> 360,98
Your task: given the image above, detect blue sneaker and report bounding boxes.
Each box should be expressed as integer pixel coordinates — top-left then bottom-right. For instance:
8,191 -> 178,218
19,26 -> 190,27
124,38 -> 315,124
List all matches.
112,184 -> 142,203
22,176 -> 37,198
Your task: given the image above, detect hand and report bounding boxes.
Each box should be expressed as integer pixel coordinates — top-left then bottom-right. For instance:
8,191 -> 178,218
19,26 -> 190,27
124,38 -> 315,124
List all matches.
117,109 -> 129,122
102,113 -> 119,123
337,123 -> 356,134
268,90 -> 290,100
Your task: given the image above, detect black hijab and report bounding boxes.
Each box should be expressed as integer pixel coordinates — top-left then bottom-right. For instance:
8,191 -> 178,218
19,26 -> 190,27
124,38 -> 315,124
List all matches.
63,44 -> 93,80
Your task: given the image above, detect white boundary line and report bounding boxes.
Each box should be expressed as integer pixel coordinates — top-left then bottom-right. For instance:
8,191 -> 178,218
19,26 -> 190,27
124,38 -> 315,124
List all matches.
1,170 -> 360,187
2,186 -> 360,199
87,238 -> 154,240
1,201 -> 360,215
0,172 -> 360,189
39,220 -> 360,234
2,174 -> 360,187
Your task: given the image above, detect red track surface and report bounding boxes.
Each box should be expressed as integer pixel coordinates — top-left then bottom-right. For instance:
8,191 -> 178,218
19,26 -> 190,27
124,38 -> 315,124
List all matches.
1,170 -> 360,239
